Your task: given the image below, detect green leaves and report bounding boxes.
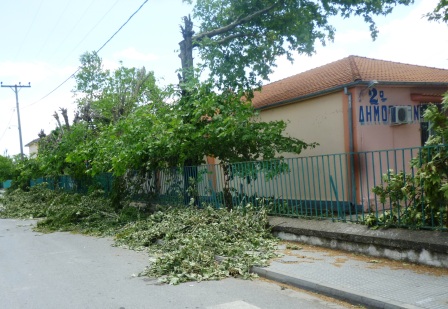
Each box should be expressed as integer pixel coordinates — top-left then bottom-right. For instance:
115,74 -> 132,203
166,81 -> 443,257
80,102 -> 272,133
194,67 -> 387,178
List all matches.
2,186 -> 280,285
115,205 -> 278,284
73,52 -> 164,126
0,185 -> 142,235
0,155 -> 15,182
17,50 -> 315,206
32,52 -> 173,182
82,78 -> 314,181
182,0 -> 413,90
426,0 -> 448,23
176,82 -> 315,166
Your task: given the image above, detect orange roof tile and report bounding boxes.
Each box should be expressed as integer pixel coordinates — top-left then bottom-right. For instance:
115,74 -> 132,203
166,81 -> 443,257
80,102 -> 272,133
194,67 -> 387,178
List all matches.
253,55 -> 448,109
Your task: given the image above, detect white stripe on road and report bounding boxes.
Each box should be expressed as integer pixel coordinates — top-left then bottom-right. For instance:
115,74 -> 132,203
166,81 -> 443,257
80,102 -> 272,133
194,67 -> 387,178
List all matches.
207,300 -> 261,309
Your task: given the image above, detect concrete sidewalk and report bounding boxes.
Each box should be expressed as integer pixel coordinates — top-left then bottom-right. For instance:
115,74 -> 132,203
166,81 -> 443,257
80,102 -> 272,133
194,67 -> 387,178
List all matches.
254,243 -> 448,309
252,217 -> 448,309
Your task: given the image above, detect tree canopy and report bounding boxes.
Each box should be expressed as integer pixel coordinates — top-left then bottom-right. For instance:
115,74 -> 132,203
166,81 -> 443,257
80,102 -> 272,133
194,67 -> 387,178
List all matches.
0,155 -> 14,182
179,0 -> 414,90
32,0 -> 419,181
14,0 -> 426,203
29,52 -> 315,193
426,0 -> 448,23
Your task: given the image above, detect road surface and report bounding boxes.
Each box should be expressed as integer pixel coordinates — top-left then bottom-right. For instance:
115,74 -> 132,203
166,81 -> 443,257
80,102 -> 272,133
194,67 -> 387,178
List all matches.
0,218 -> 347,309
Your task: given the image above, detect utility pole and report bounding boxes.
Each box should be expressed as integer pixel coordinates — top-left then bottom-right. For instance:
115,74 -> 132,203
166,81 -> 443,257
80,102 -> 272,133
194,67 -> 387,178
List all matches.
1,82 -> 31,159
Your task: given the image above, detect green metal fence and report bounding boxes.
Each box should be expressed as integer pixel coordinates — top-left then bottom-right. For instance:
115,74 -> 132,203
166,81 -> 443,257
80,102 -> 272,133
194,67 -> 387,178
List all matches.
30,174 -> 113,195
2,180 -> 12,189
155,155 -> 359,219
147,146 -> 447,230
26,145 -> 447,230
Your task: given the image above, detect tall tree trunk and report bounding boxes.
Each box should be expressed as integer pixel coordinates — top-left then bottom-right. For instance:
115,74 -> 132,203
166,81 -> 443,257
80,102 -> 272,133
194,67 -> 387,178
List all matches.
60,108 -> 70,130
222,163 -> 233,211
179,15 -> 201,206
178,15 -> 195,88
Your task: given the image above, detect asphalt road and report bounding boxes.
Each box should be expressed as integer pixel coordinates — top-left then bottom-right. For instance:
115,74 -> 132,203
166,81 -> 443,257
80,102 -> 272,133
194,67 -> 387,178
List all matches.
0,218 -> 347,309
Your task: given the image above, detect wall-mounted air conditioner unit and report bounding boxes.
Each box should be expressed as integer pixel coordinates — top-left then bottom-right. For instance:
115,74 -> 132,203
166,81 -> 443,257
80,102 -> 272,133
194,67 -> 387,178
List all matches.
390,106 -> 412,125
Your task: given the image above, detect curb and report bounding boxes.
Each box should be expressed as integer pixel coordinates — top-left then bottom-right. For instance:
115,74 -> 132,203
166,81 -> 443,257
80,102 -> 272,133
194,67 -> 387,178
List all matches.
250,266 -> 421,309
268,217 -> 448,269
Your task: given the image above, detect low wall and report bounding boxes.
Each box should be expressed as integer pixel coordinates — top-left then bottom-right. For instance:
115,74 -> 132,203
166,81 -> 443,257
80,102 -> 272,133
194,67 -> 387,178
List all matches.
269,216 -> 448,268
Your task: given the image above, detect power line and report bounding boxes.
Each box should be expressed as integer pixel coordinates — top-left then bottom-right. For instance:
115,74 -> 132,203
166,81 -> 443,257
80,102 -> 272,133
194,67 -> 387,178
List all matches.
57,0 -> 120,65
0,110 -> 16,143
24,0 -> 149,108
96,0 -> 149,54
14,0 -> 44,61
35,0 -> 72,59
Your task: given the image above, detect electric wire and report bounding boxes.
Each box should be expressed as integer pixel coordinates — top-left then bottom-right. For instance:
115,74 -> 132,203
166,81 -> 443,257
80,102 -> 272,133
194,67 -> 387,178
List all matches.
0,110 -> 16,143
35,0 -> 72,60
57,0 -> 119,65
95,0 -> 149,54
24,0 -> 150,108
14,0 -> 44,61
56,0 -> 97,54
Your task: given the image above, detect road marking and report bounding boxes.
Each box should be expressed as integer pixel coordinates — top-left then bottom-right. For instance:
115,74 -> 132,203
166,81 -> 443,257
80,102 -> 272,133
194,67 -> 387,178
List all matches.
207,300 -> 261,309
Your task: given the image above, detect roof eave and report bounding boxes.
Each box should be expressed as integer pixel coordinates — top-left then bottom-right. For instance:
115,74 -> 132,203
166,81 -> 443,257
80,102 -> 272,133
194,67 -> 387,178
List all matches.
255,81 -> 448,111
25,138 -> 41,147
256,81 -> 362,110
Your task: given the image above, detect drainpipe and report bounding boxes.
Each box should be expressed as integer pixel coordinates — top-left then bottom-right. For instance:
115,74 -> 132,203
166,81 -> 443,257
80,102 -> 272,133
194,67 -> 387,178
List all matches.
344,87 -> 356,210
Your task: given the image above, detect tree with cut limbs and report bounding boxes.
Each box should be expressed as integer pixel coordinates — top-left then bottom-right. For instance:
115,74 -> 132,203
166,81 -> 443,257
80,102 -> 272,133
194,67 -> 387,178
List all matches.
178,0 -> 414,91
176,0 -> 414,208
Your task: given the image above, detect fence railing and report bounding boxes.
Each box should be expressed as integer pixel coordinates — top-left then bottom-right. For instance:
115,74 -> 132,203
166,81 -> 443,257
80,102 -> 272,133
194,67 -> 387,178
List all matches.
29,174 -> 114,195
20,145 -> 448,230
2,180 -> 12,189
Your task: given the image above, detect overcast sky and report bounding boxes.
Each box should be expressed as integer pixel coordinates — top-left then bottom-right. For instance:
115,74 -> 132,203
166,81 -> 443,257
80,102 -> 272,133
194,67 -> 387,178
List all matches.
1,0 -> 447,157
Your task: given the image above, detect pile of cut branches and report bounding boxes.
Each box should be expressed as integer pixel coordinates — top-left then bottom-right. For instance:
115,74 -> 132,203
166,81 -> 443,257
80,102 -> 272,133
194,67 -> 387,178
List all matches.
115,205 -> 278,284
0,184 -> 142,235
1,187 -> 278,284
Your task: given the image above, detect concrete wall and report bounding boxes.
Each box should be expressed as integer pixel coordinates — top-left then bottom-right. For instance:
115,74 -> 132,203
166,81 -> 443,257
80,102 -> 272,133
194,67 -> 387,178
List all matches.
254,92 -> 348,204
258,92 -> 346,157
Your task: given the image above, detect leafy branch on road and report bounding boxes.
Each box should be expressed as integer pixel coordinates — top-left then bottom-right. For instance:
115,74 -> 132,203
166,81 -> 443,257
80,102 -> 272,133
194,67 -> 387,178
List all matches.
0,186 -> 278,284
115,204 -> 278,284
0,184 -> 138,235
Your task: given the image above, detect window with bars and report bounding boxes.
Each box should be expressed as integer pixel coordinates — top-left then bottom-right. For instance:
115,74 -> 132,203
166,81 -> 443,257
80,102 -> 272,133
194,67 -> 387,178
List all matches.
419,103 -> 445,146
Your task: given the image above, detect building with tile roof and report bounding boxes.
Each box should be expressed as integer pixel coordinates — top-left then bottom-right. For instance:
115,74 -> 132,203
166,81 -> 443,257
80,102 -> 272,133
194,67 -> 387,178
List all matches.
249,56 -> 448,209
253,55 -> 448,111
254,55 -> 448,156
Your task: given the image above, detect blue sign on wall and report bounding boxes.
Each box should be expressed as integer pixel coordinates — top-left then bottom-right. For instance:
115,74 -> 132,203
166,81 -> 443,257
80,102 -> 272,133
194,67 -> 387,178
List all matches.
358,88 -> 420,125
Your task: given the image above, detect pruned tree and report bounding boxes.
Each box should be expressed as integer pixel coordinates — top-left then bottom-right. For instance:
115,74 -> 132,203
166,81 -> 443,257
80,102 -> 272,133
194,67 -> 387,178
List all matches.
179,0 -> 414,91
174,0 -> 414,206
38,130 -> 46,139
60,108 -> 70,129
73,52 -> 163,126
53,111 -> 62,129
